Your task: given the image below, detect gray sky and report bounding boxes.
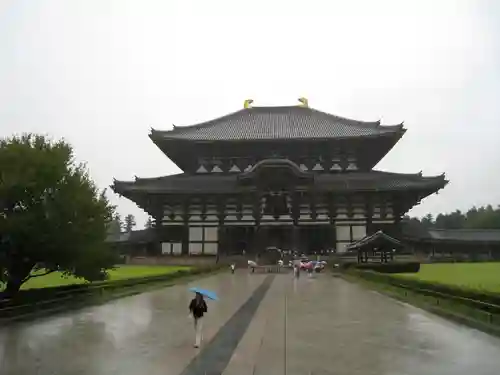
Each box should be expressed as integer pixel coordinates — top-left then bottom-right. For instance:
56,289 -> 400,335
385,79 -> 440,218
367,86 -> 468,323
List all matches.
1,0 -> 500,227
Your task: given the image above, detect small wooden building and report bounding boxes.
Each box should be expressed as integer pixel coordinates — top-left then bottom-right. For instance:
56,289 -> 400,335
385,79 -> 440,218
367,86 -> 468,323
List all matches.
347,231 -> 405,263
106,229 -> 157,257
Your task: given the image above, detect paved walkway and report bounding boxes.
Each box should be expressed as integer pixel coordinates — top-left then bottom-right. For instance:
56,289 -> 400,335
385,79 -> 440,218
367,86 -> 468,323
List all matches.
1,272 -> 500,375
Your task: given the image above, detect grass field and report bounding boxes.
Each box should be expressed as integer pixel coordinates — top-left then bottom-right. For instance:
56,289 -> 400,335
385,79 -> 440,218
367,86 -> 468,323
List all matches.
4,265 -> 191,290
396,262 -> 500,293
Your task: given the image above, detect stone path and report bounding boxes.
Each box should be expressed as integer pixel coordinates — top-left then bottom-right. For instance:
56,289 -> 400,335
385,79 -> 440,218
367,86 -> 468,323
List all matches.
2,271 -> 500,375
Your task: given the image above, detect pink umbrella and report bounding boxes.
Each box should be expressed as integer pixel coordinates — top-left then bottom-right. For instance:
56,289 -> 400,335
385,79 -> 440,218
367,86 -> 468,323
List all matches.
303,261 -> 314,270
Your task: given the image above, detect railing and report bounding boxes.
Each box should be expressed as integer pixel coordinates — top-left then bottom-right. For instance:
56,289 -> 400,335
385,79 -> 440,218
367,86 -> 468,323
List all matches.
350,270 -> 500,326
391,281 -> 500,315
251,265 -> 291,273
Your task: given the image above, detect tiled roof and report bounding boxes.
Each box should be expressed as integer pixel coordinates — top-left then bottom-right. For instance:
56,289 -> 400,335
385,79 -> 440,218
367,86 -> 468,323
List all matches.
106,232 -> 131,243
404,227 -> 500,243
150,106 -> 404,141
112,170 -> 447,195
347,231 -> 403,251
106,229 -> 156,244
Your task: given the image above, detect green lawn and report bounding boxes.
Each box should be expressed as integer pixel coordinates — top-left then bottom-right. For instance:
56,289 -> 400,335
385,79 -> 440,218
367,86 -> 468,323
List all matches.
396,263 -> 500,293
12,265 -> 191,290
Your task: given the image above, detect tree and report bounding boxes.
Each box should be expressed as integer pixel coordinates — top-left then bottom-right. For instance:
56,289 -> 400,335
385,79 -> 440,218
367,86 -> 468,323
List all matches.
0,134 -> 116,295
107,213 -> 123,235
420,214 -> 434,229
145,216 -> 154,229
435,210 -> 466,229
124,214 -> 136,233
409,204 -> 500,230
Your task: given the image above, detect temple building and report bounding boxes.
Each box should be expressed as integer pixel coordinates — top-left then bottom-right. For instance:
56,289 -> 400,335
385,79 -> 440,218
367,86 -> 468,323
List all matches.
112,98 -> 448,257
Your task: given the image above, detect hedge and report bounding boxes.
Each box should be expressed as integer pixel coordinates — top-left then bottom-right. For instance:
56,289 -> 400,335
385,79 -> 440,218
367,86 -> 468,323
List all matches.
340,262 -> 420,273
0,265 -> 221,310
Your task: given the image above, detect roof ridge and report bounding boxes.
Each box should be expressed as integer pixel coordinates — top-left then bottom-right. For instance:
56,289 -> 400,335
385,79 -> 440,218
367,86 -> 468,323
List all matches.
150,106 -> 405,136
151,109 -> 248,135
429,228 -> 500,233
309,108 -> 385,128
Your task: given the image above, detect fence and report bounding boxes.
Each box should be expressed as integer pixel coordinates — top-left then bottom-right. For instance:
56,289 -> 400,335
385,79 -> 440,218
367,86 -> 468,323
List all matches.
349,270 -> 500,328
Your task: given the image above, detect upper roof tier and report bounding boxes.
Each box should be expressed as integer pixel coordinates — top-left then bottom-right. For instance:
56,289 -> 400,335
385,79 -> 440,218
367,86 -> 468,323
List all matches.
113,170 -> 446,195
150,105 -> 405,141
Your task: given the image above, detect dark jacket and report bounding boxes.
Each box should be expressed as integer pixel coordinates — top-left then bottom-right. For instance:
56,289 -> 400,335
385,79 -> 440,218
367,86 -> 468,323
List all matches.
189,298 -> 208,319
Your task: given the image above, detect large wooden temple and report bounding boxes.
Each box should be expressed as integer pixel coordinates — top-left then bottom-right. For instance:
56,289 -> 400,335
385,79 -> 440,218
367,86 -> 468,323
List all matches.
112,98 -> 448,257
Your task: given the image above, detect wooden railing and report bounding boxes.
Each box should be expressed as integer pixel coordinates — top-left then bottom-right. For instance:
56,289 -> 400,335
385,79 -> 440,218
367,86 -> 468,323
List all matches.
349,270 -> 500,326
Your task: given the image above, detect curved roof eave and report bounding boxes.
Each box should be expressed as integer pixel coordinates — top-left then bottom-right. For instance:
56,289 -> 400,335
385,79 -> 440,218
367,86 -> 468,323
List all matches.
148,105 -> 406,142
150,128 -> 406,143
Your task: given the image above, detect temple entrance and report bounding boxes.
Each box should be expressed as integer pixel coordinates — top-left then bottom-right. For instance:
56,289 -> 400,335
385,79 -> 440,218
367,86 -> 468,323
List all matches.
218,224 -> 335,258
259,226 -> 293,250
298,225 -> 335,255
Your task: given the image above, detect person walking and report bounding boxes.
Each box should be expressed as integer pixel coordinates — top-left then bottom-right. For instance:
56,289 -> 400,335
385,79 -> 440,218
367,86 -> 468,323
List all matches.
293,264 -> 300,279
189,292 -> 208,348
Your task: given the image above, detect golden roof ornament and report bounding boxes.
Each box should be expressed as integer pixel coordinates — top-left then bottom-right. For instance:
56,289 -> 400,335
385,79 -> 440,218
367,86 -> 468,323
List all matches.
298,97 -> 309,107
244,99 -> 254,109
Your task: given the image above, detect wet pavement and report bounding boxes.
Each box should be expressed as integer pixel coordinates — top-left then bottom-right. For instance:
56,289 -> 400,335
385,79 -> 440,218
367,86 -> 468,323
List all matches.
1,271 -> 500,375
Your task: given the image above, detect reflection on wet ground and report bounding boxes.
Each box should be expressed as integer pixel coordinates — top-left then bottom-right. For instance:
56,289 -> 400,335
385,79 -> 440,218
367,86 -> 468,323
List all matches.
0,272 -> 500,375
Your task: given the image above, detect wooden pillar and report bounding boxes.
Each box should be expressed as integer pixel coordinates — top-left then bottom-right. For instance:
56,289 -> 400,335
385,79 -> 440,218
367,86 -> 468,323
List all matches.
365,196 -> 374,235
291,192 -> 300,226
327,193 -> 337,253
236,198 -> 243,221
292,225 -> 300,254
392,198 -> 403,239
153,214 -> 162,255
308,192 -> 317,221
252,193 -> 262,227
181,199 -> 190,255
216,197 -> 226,226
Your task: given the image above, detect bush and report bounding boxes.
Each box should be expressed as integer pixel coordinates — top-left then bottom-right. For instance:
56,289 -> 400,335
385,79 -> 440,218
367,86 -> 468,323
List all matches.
0,265 -> 223,309
339,262 -> 358,270
345,262 -> 420,274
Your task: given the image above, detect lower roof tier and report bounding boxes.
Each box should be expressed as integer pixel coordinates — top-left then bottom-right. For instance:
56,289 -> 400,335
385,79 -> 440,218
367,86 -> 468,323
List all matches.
112,170 -> 447,198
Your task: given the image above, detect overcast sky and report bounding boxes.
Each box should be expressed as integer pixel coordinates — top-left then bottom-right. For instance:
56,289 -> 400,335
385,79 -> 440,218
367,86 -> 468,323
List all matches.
1,0 -> 500,227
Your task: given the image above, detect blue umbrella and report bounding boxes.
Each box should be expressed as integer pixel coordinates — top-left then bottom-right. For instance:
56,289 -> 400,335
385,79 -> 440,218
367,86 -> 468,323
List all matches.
189,287 -> 219,301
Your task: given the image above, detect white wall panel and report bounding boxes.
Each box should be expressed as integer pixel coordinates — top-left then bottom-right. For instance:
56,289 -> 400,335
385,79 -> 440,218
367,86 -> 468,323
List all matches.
189,243 -> 203,255
161,243 -> 171,255
336,226 -> 351,242
204,227 -> 218,242
189,227 -> 203,241
204,243 -> 218,255
336,242 -> 349,253
351,225 -> 367,241
172,243 -> 182,254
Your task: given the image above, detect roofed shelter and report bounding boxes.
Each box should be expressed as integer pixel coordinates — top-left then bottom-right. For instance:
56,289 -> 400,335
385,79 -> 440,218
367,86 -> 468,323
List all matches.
347,231 -> 405,263
112,99 -> 448,260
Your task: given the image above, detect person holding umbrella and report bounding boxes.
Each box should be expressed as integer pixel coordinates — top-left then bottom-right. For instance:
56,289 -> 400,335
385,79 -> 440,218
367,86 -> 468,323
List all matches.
189,292 -> 207,348
188,287 -> 218,348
